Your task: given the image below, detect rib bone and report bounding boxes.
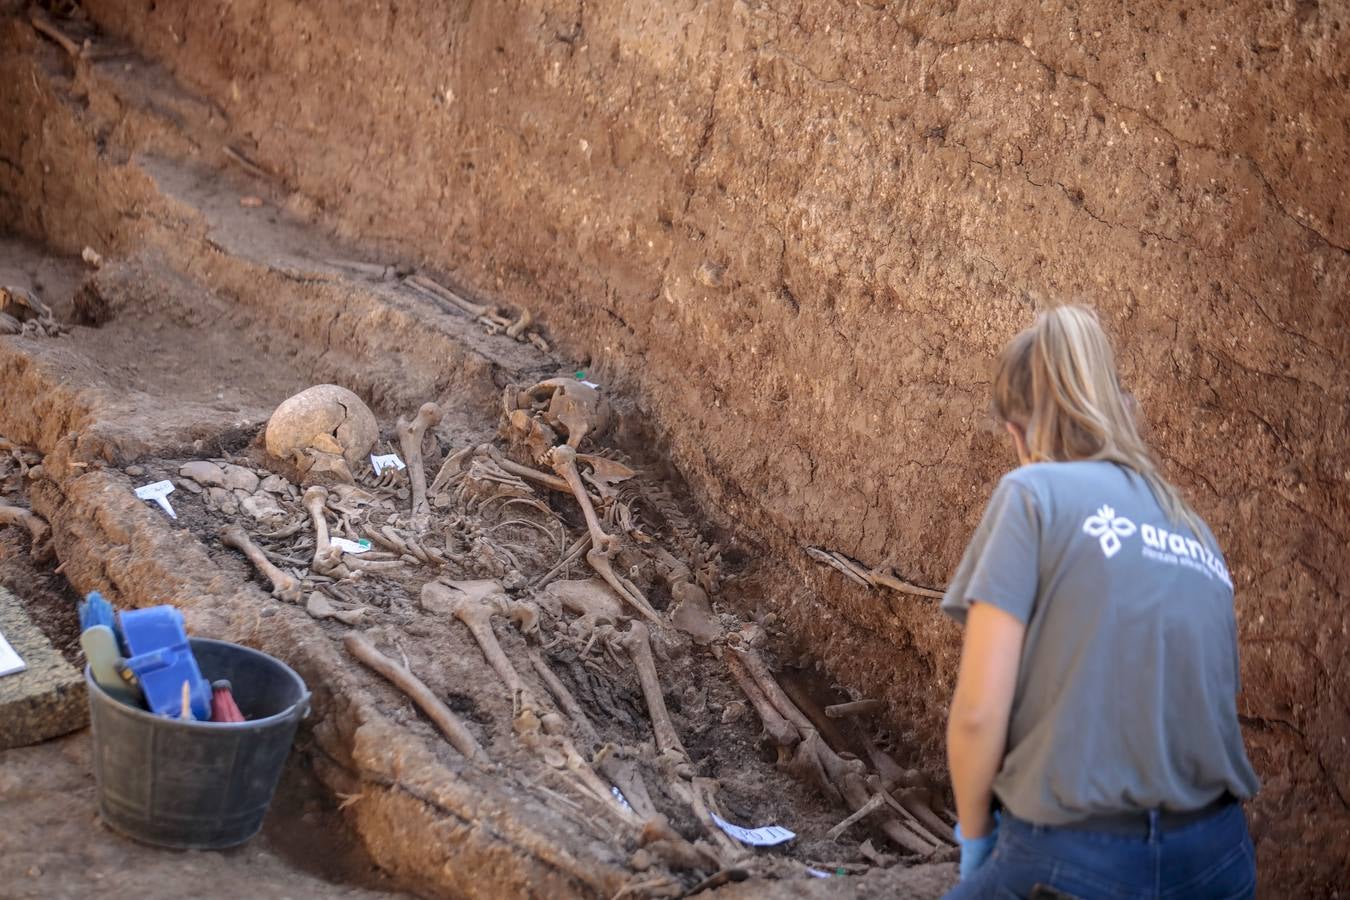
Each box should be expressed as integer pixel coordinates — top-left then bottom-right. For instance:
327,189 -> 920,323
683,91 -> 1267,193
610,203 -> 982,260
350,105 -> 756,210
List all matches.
219,524 -> 302,602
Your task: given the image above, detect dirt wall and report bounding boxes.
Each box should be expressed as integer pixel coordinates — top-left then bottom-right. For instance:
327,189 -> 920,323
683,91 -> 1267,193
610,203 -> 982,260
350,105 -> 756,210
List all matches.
20,0 -> 1350,892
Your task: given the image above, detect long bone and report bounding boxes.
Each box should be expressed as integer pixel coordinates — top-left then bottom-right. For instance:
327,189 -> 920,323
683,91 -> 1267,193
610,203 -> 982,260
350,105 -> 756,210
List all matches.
0,502 -> 52,561
546,444 -> 662,625
219,524 -> 302,602
304,487 -> 404,577
345,632 -> 489,766
618,621 -> 686,762
729,637 -> 938,854
397,402 -> 442,528
423,580 -> 638,824
304,485 -> 348,577
613,623 -> 741,863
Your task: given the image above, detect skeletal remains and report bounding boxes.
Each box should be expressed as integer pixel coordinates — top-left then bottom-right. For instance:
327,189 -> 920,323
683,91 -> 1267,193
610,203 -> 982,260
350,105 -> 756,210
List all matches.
197,380 -> 954,890
0,286 -> 65,337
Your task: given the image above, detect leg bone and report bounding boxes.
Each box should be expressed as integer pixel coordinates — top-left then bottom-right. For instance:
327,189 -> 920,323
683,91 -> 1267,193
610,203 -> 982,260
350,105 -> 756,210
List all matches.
398,402 -> 442,528
345,632 -> 489,765
219,524 -> 302,602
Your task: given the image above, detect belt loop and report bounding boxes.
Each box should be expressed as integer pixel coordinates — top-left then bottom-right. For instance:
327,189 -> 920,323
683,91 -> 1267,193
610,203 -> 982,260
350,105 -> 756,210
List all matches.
1148,809 -> 1160,843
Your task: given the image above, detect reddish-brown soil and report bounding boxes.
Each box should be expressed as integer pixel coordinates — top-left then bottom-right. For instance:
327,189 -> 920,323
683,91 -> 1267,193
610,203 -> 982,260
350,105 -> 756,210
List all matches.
1,0 -> 1346,896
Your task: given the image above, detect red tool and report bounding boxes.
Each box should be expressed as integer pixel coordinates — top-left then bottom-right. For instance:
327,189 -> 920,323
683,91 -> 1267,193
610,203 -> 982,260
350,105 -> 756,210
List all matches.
210,679 -> 246,723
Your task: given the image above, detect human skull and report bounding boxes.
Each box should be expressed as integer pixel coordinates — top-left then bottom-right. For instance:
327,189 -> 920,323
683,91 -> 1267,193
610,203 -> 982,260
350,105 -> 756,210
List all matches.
502,377 -> 610,459
264,384 -> 378,483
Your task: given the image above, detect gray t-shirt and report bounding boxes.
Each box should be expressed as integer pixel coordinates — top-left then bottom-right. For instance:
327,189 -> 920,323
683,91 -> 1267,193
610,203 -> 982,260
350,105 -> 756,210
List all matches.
942,460 -> 1260,825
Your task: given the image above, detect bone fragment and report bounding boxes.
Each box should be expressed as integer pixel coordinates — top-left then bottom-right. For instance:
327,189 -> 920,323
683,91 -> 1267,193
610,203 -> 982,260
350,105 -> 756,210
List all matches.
505,307 -> 533,339
530,533 -> 592,590
825,699 -> 885,718
885,786 -> 954,845
224,145 -> 273,179
406,275 -> 490,318
344,632 -> 488,765
219,524 -> 302,603
28,9 -> 80,57
482,444 -> 572,494
723,652 -> 799,752
397,402 -> 442,527
806,547 -> 871,587
306,591 -> 369,625
826,791 -> 888,842
867,568 -> 946,599
429,445 -> 473,495
586,545 -> 662,626
669,581 -> 722,645
528,648 -> 596,745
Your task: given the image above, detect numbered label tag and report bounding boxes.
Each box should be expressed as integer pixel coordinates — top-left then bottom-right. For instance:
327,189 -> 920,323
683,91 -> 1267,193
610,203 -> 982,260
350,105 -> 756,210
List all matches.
370,453 -> 406,475
134,480 -> 177,519
331,537 -> 372,554
806,868 -> 832,879
0,628 -> 26,677
710,813 -> 796,846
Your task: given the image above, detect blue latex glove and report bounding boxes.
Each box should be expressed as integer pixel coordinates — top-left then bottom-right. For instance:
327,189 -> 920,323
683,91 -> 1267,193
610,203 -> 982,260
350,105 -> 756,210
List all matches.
955,812 -> 1000,880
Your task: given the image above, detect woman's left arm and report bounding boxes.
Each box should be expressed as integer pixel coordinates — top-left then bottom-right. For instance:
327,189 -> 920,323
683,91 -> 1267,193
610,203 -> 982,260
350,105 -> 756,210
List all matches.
947,601 -> 1026,838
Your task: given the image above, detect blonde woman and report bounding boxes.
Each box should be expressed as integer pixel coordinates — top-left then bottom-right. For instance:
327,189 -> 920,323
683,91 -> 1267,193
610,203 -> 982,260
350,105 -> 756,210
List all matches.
941,306 -> 1259,899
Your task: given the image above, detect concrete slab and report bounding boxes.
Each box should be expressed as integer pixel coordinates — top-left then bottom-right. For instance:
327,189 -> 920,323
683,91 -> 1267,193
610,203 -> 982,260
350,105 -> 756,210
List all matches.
0,586 -> 86,750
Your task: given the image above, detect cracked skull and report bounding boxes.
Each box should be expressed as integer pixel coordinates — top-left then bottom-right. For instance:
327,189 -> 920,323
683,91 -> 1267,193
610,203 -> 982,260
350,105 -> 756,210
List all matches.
264,384 -> 378,483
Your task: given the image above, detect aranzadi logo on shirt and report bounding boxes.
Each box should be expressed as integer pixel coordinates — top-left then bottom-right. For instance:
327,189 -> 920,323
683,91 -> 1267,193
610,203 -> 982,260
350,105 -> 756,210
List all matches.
1082,505 -> 1136,558
1082,504 -> 1233,588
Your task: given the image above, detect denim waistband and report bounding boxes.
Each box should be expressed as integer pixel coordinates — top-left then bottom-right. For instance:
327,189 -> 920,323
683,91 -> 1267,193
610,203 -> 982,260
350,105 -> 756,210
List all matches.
1048,793 -> 1237,838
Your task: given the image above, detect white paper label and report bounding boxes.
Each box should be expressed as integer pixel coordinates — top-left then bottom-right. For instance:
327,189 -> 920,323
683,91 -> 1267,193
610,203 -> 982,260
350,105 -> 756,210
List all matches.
806,868 -> 832,879
710,813 -> 796,846
134,480 -> 177,519
370,453 -> 406,475
0,628 -> 26,677
331,537 -> 372,554
581,380 -> 600,389
610,786 -> 631,811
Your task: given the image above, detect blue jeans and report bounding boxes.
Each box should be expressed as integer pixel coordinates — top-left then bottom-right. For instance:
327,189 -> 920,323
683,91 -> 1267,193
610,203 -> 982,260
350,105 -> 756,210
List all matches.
944,802 -> 1256,899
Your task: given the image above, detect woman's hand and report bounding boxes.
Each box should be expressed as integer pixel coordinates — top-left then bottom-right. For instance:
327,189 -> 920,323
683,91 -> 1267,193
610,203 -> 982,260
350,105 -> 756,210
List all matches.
947,601 -> 1025,875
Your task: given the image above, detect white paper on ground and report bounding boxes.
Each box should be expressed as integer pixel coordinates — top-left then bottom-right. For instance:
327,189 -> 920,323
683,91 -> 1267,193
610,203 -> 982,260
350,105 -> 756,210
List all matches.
710,812 -> 796,846
370,453 -> 406,475
134,480 -> 177,519
331,537 -> 372,554
581,380 -> 600,389
806,868 -> 832,878
0,628 -> 26,677
610,786 -> 632,811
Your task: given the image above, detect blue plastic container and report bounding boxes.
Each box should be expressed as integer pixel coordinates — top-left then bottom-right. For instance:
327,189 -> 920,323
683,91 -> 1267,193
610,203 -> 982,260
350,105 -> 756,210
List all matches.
119,606 -> 211,719
86,638 -> 310,849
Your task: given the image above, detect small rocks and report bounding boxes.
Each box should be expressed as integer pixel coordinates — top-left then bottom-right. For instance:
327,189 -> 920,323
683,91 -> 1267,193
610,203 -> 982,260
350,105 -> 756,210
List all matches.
124,465 -> 144,477
220,464 -> 260,493
240,493 -> 285,523
260,474 -> 291,494
721,700 -> 747,724
179,460 -> 226,488
205,486 -> 238,516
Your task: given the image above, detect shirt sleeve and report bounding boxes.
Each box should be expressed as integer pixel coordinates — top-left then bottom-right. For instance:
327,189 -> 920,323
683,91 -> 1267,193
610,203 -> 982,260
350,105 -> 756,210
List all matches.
941,475 -> 1041,626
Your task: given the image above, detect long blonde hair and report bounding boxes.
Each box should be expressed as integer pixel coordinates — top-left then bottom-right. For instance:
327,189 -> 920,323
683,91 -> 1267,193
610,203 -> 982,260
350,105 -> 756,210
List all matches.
993,305 -> 1200,531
